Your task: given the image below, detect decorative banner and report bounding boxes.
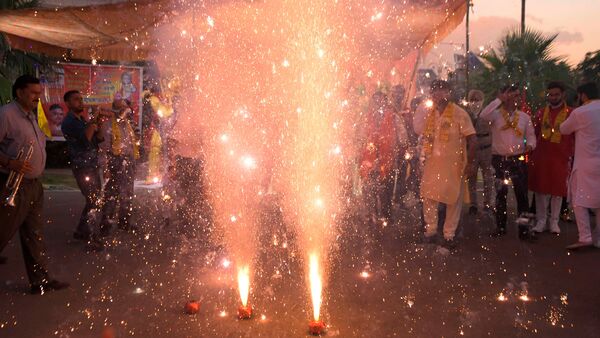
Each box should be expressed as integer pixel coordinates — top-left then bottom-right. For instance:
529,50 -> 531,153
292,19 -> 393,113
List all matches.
40,63 -> 143,139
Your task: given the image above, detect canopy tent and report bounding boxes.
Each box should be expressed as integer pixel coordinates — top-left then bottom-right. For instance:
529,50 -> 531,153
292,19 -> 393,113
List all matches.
0,0 -> 467,63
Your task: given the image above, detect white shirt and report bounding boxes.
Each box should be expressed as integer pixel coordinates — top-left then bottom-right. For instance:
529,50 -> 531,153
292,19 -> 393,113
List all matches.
479,98 -> 536,156
560,100 -> 600,208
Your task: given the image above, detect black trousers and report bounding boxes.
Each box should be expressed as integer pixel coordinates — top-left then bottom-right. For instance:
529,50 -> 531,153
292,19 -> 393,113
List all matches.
0,176 -> 50,285
492,155 -> 529,230
102,155 -> 136,229
72,167 -> 103,236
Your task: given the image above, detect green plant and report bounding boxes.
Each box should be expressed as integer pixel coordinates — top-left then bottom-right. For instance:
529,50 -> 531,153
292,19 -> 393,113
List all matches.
473,28 -> 573,111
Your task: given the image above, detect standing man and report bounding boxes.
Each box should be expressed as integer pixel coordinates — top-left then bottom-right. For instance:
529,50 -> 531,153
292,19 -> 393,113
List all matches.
413,80 -> 476,247
466,89 -> 494,215
62,90 -> 106,247
389,85 -> 410,204
560,82 -> 600,249
529,82 -> 574,234
0,75 -> 69,294
100,99 -> 139,232
360,91 -> 398,225
480,85 -> 536,236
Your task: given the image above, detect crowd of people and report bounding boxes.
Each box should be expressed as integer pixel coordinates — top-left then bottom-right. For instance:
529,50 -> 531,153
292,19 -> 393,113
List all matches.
1,73 -> 599,295
358,79 -> 600,250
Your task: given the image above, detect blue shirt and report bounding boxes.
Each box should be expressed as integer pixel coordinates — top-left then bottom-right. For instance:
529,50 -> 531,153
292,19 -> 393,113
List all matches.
61,112 -> 100,169
0,101 -> 47,179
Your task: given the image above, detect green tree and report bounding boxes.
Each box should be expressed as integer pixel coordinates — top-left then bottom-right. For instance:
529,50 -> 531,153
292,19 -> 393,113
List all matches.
576,50 -> 600,85
473,28 -> 573,111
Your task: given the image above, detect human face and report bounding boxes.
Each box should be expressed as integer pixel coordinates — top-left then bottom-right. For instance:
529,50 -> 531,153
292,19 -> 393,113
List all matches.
546,88 -> 564,107
66,92 -> 85,113
505,89 -> 520,110
16,83 -> 42,112
390,88 -> 405,108
469,98 -> 484,114
372,93 -> 387,109
50,107 -> 64,125
122,73 -> 131,85
431,87 -> 450,106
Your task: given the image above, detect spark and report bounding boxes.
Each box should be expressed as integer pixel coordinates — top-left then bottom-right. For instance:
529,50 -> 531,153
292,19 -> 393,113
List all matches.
241,155 -> 257,169
309,253 -> 322,321
519,294 -> 530,302
497,293 -> 507,302
260,314 -> 267,321
152,176 -> 160,184
332,145 -> 342,155
207,16 -> 215,27
220,134 -> 229,142
219,311 -> 227,318
503,179 -> 510,185
133,287 -> 144,294
317,48 -> 325,59
314,198 -> 324,208
222,258 -> 231,268
282,59 -> 290,67
360,271 -> 370,279
425,99 -> 434,108
230,215 -> 237,222
91,59 -> 97,66
238,266 -> 250,307
404,152 -> 412,160
85,176 -> 90,182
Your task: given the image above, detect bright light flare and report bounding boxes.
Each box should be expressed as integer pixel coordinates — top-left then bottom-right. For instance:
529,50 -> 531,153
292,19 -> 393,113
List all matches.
309,253 -> 323,321
497,293 -> 507,302
519,294 -> 530,302
241,155 -> 257,169
360,271 -> 370,279
425,99 -> 434,108
238,265 -> 250,307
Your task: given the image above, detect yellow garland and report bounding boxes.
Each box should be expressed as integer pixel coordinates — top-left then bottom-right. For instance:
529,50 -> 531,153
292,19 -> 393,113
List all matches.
111,117 -> 140,159
500,106 -> 523,137
541,103 -> 568,143
423,103 -> 454,157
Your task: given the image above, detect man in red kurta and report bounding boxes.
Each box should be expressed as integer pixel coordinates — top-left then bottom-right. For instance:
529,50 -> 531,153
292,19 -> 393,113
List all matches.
360,91 -> 398,224
529,82 -> 574,234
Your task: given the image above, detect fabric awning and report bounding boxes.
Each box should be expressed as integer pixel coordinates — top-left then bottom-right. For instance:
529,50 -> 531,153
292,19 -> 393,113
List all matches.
0,0 -> 466,62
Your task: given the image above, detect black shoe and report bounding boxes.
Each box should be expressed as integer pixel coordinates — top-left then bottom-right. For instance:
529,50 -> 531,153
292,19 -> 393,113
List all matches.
443,238 -> 457,250
0,256 -> 7,264
73,231 -> 91,241
421,235 -> 438,245
98,225 -> 112,238
491,228 -> 507,237
468,206 -> 478,215
30,279 -> 70,295
85,238 -> 105,252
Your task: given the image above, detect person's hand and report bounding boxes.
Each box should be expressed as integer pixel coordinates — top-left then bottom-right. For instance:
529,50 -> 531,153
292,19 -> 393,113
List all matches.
7,159 -> 32,174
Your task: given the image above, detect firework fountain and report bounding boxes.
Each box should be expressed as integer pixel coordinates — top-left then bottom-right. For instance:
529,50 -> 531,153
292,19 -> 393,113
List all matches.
153,0 -> 420,331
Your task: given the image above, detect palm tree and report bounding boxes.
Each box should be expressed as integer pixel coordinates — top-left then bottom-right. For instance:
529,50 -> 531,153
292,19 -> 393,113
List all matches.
576,50 -> 600,85
473,28 -> 573,111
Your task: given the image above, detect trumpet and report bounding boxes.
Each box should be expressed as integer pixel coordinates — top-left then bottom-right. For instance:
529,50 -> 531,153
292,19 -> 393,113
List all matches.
4,141 -> 34,207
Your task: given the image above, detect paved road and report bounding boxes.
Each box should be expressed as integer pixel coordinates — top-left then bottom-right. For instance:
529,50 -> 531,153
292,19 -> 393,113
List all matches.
1,189 -> 599,337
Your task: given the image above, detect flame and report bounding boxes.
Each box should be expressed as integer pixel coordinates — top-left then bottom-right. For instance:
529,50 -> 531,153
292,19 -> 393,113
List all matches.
309,253 -> 322,321
238,265 -> 250,307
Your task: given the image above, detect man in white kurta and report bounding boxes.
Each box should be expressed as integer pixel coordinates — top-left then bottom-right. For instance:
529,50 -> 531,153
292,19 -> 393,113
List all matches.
559,83 -> 600,249
414,80 -> 476,246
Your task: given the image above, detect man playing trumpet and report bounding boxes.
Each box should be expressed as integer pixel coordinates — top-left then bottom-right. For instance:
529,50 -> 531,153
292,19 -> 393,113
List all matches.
0,75 -> 69,294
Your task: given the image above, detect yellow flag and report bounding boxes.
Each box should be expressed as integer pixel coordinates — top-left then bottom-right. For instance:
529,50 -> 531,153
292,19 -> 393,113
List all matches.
37,100 -> 52,138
